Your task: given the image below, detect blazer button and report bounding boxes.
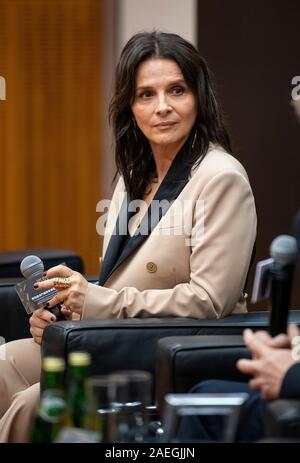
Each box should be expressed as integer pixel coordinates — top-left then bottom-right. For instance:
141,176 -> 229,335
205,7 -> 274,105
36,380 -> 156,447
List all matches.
146,262 -> 157,273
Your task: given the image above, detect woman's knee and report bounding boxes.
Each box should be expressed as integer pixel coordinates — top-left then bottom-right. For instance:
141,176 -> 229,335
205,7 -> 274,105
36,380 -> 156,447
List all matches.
0,338 -> 41,385
12,383 -> 40,409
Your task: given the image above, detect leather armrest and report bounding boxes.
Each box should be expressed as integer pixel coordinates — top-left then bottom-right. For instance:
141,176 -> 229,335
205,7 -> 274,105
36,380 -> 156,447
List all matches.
42,310 -> 275,362
155,335 -> 251,415
264,400 -> 300,438
0,278 -> 31,342
42,317 -> 226,369
42,309 -> 275,362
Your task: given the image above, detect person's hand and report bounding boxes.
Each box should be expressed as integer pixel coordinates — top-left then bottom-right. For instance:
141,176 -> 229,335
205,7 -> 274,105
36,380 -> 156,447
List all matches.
29,308 -> 56,345
35,265 -> 88,317
251,324 -> 299,352
237,327 -> 299,401
30,304 -> 73,345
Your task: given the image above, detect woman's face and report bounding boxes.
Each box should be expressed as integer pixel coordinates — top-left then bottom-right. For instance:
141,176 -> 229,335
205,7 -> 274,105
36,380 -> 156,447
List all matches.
131,58 -> 197,155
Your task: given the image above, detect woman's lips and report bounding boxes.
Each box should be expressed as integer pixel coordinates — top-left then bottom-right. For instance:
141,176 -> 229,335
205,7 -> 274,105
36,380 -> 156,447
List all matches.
154,121 -> 177,129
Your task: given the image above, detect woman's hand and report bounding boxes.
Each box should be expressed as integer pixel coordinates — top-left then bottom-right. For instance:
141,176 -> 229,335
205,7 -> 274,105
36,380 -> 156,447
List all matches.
29,308 -> 56,345
30,304 -> 73,345
35,265 -> 88,317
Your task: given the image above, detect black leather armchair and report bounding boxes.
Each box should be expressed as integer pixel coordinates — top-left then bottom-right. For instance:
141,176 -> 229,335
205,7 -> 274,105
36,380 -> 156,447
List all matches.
155,310 -> 300,404
0,248 -> 84,278
0,278 -> 31,341
41,311 -> 280,407
155,334 -> 248,414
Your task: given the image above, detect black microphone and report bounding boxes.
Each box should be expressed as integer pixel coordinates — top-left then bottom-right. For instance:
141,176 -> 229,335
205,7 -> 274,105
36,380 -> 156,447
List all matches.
269,235 -> 298,336
293,210 -> 300,258
18,255 -> 65,321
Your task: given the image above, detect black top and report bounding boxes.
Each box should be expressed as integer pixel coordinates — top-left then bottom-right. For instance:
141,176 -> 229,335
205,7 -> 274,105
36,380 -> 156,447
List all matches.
280,363 -> 300,399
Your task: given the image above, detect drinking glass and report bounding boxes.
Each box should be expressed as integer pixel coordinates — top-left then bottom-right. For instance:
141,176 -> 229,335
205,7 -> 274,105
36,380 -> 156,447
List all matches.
86,374 -> 128,443
108,370 -> 152,443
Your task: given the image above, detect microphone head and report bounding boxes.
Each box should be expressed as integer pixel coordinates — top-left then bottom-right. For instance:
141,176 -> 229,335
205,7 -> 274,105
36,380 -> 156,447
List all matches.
20,255 -> 44,279
270,234 -> 298,267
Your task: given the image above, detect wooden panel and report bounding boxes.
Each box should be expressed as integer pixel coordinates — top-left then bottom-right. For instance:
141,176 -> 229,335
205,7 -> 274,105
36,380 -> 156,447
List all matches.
0,0 -> 102,274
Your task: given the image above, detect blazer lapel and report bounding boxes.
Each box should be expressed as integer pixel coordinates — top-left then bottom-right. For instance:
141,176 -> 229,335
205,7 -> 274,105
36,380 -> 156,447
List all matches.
98,194 -> 133,286
99,147 -> 191,286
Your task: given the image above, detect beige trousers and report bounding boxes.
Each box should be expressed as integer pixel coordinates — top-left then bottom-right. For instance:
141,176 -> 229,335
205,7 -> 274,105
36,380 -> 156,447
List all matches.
0,338 -> 41,443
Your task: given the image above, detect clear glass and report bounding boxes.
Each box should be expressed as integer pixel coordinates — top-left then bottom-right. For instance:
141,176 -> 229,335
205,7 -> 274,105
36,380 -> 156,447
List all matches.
108,370 -> 152,443
85,375 -> 128,443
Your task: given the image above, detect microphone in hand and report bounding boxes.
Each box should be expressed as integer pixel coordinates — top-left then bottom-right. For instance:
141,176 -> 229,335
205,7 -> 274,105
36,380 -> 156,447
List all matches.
16,255 -> 66,321
269,235 -> 298,336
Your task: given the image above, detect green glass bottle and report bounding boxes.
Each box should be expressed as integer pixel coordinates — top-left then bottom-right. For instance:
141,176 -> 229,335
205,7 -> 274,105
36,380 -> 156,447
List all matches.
65,351 -> 96,431
31,356 -> 66,443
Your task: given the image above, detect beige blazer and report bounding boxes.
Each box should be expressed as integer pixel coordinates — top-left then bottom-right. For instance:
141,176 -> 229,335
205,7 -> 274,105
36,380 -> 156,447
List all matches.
82,146 -> 257,320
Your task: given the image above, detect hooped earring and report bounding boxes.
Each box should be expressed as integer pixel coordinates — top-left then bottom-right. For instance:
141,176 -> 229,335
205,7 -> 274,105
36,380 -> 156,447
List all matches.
192,130 -> 198,150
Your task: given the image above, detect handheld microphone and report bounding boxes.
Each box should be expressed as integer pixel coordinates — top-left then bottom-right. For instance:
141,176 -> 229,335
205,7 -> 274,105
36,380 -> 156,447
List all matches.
269,235 -> 298,336
16,255 -> 65,320
293,210 -> 300,258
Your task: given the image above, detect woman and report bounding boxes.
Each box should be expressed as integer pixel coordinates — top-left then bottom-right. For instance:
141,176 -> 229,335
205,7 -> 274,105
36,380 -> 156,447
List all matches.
0,31 -> 256,442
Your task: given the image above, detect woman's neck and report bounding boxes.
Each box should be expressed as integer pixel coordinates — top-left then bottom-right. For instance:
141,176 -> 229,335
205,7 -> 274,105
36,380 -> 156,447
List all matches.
151,137 -> 188,182
151,146 -> 178,183
153,159 -> 173,183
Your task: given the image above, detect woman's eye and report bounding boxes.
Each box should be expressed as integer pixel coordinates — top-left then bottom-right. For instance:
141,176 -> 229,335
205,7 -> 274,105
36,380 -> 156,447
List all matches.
171,86 -> 184,95
139,91 -> 153,99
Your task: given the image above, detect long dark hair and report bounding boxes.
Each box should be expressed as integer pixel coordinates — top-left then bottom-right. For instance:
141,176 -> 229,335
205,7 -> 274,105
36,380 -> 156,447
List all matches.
109,31 -> 232,200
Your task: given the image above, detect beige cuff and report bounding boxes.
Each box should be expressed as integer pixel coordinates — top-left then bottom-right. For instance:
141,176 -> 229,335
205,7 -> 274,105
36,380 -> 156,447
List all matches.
81,282 -> 119,320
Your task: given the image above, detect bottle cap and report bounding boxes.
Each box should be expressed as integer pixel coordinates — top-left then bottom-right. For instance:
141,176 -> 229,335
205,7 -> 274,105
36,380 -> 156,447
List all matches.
68,351 -> 91,367
43,356 -> 65,372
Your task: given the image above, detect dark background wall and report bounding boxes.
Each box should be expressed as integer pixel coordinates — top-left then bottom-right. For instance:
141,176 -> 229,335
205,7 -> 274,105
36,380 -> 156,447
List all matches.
197,0 -> 300,309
